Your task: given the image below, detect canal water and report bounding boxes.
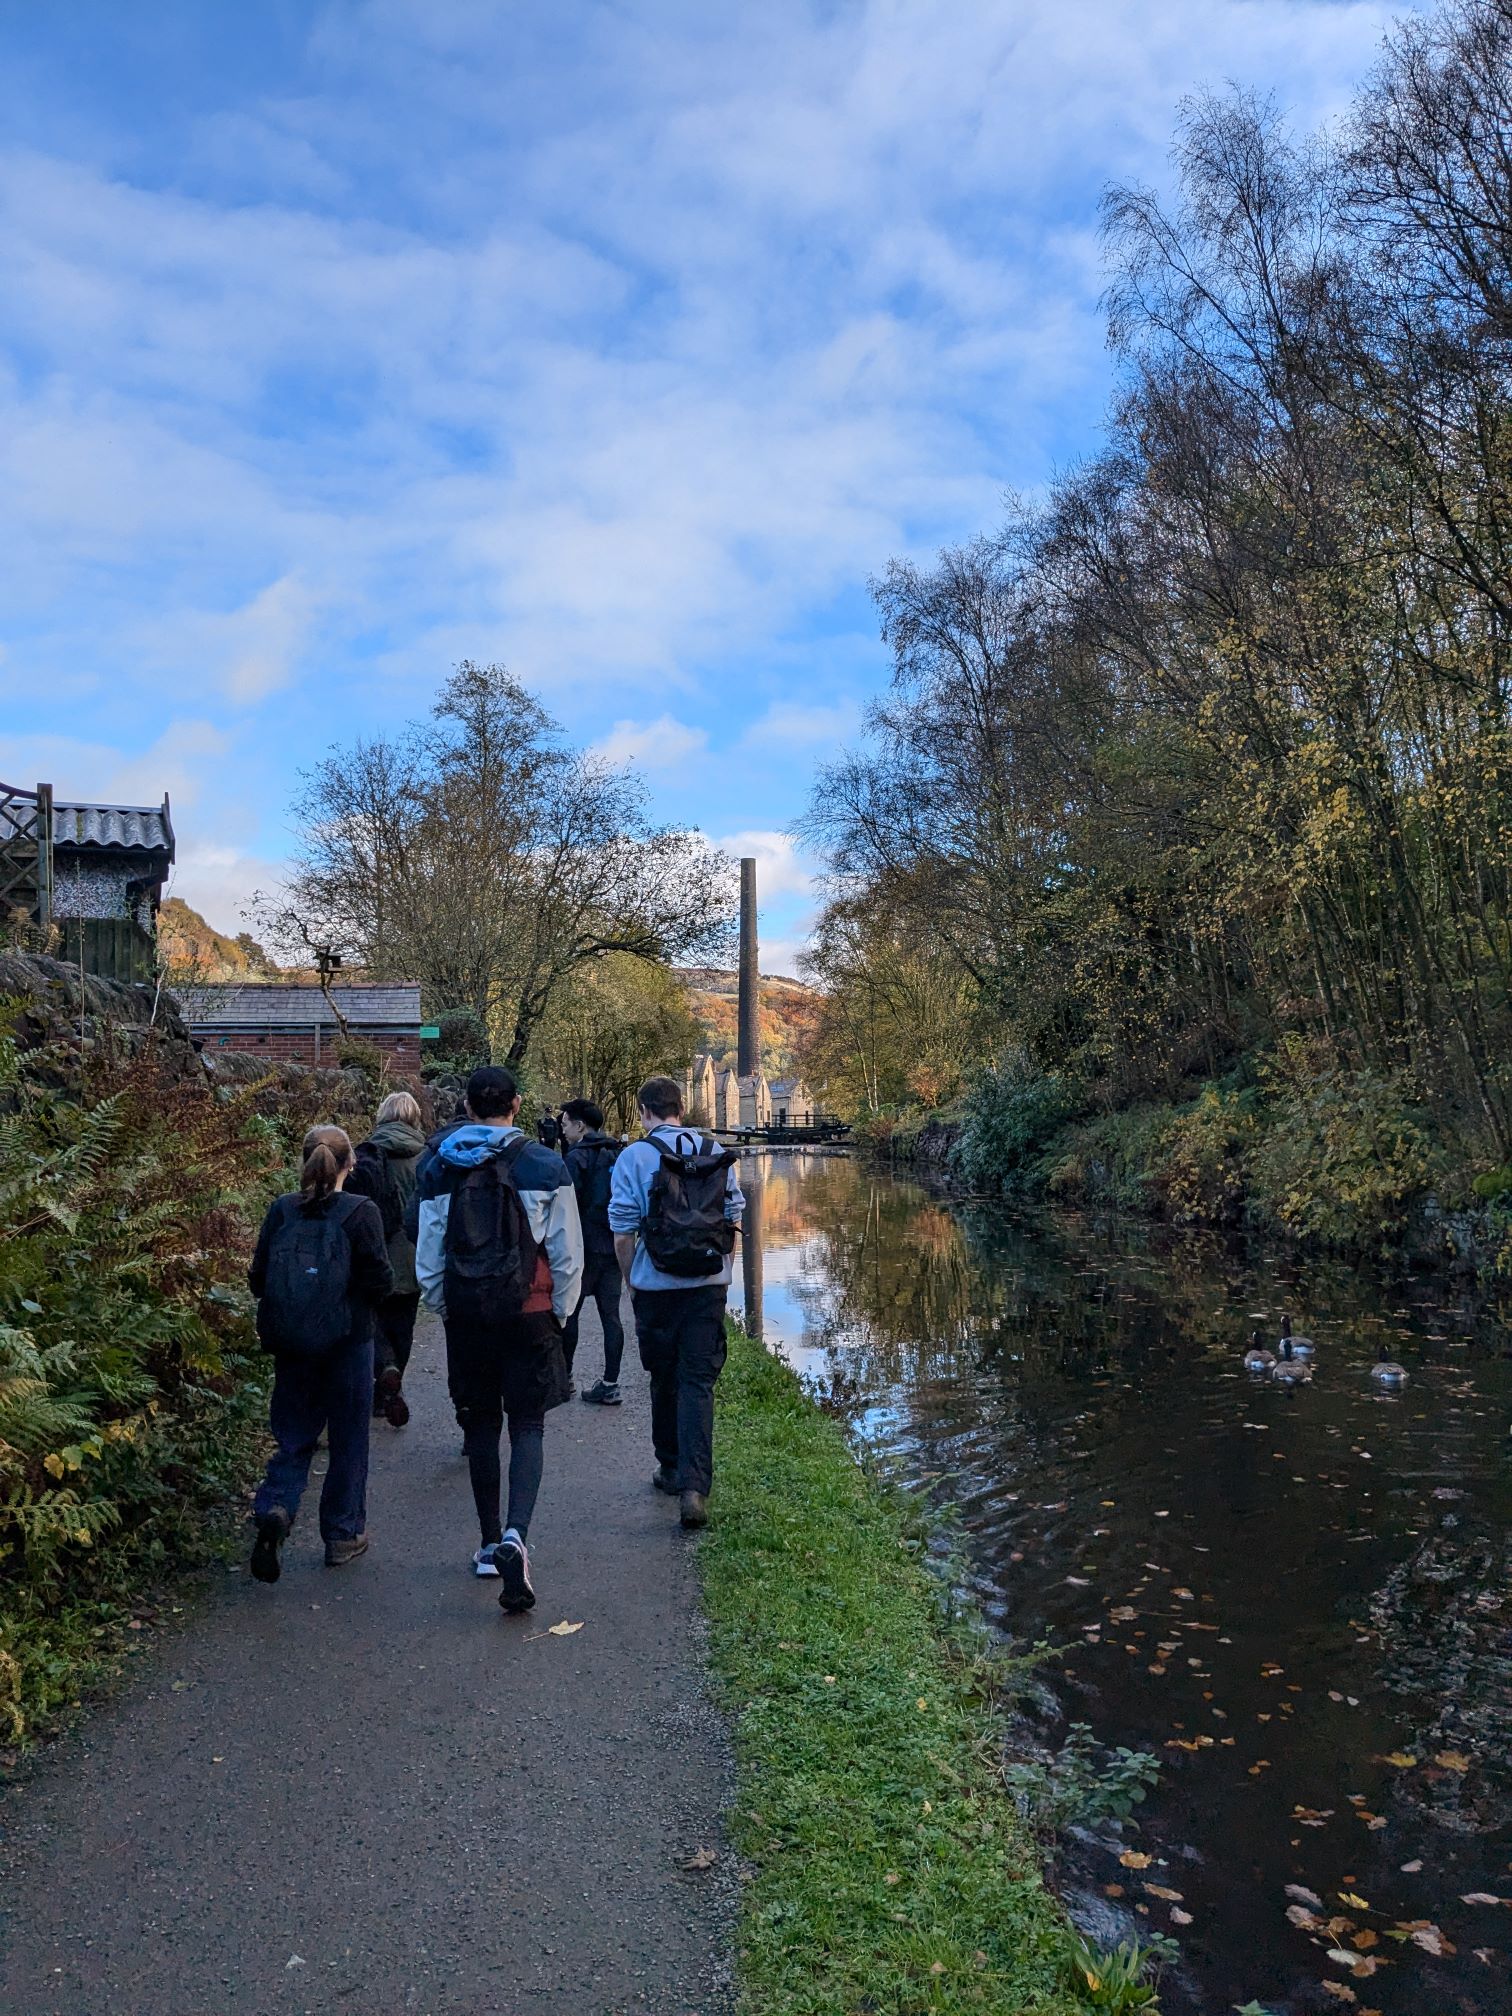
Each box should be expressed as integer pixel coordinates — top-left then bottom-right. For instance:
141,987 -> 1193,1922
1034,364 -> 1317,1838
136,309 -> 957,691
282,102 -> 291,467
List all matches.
730,1151 -> 1512,2016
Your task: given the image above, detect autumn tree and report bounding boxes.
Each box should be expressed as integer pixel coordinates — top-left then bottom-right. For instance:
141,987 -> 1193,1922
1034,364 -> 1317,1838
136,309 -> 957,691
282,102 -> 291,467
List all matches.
263,663 -> 735,1066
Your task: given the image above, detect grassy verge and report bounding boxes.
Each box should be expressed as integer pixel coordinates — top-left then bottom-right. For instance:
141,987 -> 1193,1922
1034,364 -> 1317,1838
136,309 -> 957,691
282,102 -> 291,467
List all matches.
701,1326 -> 1081,2016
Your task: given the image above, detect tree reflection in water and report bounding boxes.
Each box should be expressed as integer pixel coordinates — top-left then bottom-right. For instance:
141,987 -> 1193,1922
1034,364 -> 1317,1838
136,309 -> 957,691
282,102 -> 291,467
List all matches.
734,1151 -> 1512,2016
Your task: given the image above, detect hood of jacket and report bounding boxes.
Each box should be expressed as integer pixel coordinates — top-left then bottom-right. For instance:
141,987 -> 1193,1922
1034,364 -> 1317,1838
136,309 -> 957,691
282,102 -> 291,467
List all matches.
367,1119 -> 427,1158
436,1122 -> 521,1169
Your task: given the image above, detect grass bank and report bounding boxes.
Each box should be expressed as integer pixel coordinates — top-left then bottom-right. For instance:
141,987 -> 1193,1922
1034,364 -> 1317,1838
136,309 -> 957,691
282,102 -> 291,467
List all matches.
700,1327 -> 1082,2016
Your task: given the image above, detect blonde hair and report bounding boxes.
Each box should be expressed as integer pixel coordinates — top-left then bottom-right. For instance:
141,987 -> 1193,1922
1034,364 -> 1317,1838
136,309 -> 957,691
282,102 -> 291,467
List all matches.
300,1124 -> 354,1201
375,1090 -> 422,1128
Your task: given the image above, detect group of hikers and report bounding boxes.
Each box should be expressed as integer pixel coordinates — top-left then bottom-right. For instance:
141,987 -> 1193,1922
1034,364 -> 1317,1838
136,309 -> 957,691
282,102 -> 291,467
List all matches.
246,1068 -> 745,1613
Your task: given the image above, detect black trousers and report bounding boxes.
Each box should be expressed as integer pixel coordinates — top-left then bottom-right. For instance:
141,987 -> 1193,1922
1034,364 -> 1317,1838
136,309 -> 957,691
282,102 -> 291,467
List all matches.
563,1253 -> 626,1383
631,1285 -> 728,1496
373,1291 -> 421,1381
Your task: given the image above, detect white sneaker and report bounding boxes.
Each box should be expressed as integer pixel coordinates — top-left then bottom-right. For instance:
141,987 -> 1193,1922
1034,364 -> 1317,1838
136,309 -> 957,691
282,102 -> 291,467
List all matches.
472,1546 -> 500,1578
494,1530 -> 536,1613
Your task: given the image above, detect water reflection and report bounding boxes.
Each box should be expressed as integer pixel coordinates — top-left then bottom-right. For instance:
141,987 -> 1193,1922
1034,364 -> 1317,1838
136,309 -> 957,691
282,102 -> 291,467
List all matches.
732,1151 -> 1512,2016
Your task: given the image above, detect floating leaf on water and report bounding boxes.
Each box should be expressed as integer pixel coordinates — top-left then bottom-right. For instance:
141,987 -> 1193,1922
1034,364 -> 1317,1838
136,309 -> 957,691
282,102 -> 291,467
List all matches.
1320,1981 -> 1357,2004
1379,1752 -> 1417,1769
1399,1860 -> 1423,1873
1338,1892 -> 1371,1911
1170,1906 -> 1194,1926
1119,1850 -> 1154,1869
1461,1893 -> 1509,1906
1287,1905 -> 1323,1931
1286,1885 -> 1324,1909
1145,1884 -> 1184,1902
1432,1750 -> 1470,1773
1408,1924 -> 1454,1956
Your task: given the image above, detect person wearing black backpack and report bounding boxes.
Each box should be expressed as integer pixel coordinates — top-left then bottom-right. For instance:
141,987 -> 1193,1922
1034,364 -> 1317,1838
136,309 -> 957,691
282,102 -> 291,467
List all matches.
608,1075 -> 744,1529
559,1097 -> 625,1405
347,1090 -> 428,1428
415,1066 -> 583,1612
247,1125 -> 394,1583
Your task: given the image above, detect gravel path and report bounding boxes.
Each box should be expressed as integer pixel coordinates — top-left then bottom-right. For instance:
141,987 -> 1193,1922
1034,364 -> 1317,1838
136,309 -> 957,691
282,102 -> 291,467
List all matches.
0,1302 -> 737,2016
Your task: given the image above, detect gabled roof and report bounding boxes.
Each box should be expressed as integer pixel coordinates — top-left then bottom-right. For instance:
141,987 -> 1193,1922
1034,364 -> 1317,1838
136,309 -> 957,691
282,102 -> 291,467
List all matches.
54,799 -> 175,858
180,982 -> 422,1030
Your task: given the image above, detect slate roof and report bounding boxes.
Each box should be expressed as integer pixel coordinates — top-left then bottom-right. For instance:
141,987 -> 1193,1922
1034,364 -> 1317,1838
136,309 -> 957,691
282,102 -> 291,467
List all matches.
182,983 -> 422,1030
54,799 -> 175,859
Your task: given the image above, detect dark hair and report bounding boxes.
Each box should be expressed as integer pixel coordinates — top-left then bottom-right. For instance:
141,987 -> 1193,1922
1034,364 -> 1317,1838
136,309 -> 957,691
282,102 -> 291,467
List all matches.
637,1075 -> 683,1119
561,1097 -> 604,1131
300,1124 -> 354,1201
466,1065 -> 520,1119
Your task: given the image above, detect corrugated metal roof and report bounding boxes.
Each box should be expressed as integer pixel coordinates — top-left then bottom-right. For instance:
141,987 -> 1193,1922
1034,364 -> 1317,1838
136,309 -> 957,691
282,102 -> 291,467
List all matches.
181,983 -> 422,1030
54,800 -> 175,858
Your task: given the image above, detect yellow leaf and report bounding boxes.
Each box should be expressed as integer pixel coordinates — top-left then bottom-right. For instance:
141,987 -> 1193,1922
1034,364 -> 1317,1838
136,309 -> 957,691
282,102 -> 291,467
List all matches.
1379,1752 -> 1417,1769
1433,1750 -> 1470,1773
1339,1892 -> 1371,1911
547,1620 -> 584,1637
43,1453 -> 65,1481
1119,1851 -> 1154,1869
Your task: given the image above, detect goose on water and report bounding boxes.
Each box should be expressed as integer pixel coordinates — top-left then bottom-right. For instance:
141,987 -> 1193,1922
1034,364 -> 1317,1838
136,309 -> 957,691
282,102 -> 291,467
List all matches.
1244,1331 -> 1277,1373
1272,1357 -> 1313,1386
1278,1316 -> 1316,1363
1371,1360 -> 1408,1387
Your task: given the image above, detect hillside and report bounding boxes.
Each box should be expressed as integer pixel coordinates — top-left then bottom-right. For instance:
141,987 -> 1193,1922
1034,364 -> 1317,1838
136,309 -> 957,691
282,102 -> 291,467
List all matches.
158,898 -> 276,979
676,967 -> 820,1080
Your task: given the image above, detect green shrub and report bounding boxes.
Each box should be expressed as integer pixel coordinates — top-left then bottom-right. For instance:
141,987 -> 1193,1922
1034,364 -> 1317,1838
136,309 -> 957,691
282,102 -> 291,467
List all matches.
1042,1106 -> 1168,1211
0,1019 -> 285,1742
955,1052 -> 1088,1194
431,1007 -> 490,1071
1147,1084 -> 1258,1224
1247,1047 -> 1438,1247
333,1036 -> 385,1083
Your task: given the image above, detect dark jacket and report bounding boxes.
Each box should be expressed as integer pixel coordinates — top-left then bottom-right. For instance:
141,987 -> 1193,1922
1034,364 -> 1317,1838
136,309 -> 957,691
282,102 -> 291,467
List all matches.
563,1132 -> 622,1256
348,1119 -> 427,1294
248,1189 -> 394,1350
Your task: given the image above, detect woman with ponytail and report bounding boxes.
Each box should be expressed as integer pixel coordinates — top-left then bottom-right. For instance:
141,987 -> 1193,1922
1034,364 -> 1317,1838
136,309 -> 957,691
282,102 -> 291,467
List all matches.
247,1124 -> 394,1582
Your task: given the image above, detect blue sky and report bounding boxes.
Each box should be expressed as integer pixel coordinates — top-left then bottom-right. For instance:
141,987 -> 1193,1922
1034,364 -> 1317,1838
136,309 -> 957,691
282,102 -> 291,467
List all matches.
0,0 -> 1411,970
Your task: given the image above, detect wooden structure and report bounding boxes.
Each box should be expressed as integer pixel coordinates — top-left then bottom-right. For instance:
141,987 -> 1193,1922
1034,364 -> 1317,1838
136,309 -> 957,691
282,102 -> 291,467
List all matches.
182,982 -> 424,1069
1,782 -> 175,983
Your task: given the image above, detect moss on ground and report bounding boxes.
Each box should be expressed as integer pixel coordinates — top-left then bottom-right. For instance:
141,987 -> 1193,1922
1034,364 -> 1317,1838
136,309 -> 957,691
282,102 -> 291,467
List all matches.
701,1328 -> 1081,2016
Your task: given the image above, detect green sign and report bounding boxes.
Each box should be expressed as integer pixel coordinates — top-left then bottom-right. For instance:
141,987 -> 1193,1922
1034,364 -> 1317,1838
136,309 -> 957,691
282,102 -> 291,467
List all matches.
419,1025 -> 441,1039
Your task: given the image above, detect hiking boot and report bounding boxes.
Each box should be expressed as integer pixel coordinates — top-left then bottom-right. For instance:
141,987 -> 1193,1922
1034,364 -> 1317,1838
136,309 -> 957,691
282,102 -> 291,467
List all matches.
491,1532 -> 536,1614
325,1533 -> 369,1568
250,1509 -> 289,1584
580,1379 -> 622,1406
652,1464 -> 680,1495
680,1491 -> 709,1530
377,1367 -> 410,1428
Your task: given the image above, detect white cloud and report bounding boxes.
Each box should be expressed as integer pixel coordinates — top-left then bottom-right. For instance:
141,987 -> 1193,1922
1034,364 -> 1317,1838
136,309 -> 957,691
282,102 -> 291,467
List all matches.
739,700 -> 862,757
592,714 -> 710,771
0,720 -> 230,813
710,829 -> 817,906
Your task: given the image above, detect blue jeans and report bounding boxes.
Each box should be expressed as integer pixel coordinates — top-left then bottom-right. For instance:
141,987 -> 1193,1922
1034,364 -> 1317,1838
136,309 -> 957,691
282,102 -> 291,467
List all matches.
254,1337 -> 373,1545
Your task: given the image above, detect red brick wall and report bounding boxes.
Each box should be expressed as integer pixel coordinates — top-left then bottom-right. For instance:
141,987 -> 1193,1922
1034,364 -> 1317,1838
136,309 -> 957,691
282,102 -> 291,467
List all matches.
199,1029 -> 422,1068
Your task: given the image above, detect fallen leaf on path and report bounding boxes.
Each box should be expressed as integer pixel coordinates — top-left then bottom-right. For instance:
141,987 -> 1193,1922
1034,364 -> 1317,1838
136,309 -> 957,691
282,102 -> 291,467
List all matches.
683,1847 -> 718,1871
548,1620 -> 584,1636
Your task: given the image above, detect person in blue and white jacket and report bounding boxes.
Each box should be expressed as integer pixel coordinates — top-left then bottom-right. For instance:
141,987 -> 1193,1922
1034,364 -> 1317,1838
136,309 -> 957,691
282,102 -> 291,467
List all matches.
609,1074 -> 743,1530
415,1066 -> 581,1612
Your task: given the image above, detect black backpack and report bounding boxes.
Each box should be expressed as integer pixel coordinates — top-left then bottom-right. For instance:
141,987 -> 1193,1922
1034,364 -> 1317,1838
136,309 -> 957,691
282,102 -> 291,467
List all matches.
573,1138 -> 622,1254
643,1133 -> 738,1279
443,1137 -> 539,1325
257,1194 -> 362,1357
353,1141 -> 403,1239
